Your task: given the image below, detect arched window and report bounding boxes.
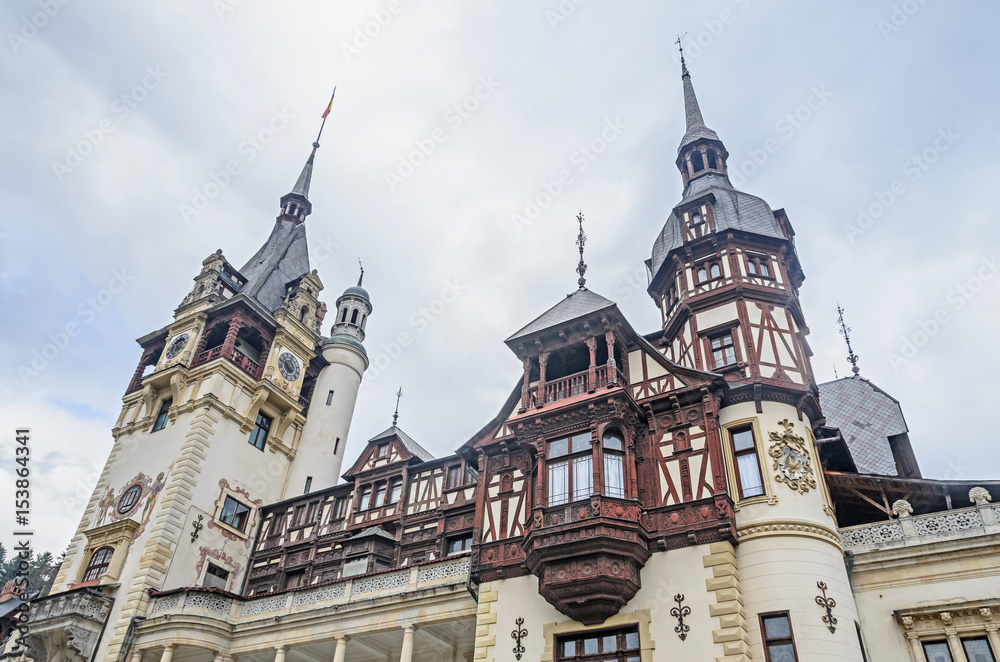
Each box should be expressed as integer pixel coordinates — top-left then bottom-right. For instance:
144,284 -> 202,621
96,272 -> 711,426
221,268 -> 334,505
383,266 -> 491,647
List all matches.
697,266 -> 709,283
710,263 -> 722,279
360,314 -> 366,329
603,431 -> 626,498
707,150 -> 718,169
690,211 -> 702,226
299,306 -> 309,322
340,308 -> 348,323
350,309 -> 359,324
691,151 -> 705,172
83,546 -> 114,582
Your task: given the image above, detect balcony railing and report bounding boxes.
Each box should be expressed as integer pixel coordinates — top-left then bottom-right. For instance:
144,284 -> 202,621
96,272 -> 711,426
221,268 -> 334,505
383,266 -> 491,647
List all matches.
527,364 -> 628,408
190,345 -> 262,379
840,500 -> 1000,553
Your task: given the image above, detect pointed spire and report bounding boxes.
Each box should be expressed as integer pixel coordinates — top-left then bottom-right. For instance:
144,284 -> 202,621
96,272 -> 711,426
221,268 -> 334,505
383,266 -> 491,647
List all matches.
392,387 -> 402,427
837,304 -> 861,376
290,143 -> 318,199
278,86 -> 336,223
575,211 -> 588,290
674,36 -> 720,153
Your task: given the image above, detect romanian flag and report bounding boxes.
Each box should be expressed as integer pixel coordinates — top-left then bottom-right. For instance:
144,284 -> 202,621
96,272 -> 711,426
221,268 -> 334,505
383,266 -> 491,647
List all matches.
321,86 -> 337,119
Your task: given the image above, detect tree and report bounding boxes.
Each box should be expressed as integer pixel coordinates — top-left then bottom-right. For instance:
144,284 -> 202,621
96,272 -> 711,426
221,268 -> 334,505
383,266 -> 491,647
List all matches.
0,543 -> 62,598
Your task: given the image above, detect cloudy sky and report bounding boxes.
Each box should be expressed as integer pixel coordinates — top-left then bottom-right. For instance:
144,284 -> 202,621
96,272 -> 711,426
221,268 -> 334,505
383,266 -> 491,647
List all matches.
2,1 -> 999,555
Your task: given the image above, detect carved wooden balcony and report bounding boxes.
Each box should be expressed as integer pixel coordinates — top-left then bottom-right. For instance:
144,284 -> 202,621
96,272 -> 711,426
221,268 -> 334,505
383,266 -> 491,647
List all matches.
525,364 -> 629,410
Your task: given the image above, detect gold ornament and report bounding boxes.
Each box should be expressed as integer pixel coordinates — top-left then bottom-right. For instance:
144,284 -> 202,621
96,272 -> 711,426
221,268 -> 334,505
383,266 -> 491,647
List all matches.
767,419 -> 817,494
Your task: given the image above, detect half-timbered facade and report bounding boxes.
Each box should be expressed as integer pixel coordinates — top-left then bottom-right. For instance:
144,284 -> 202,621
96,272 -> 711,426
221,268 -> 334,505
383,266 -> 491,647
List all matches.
11,56 -> 1000,662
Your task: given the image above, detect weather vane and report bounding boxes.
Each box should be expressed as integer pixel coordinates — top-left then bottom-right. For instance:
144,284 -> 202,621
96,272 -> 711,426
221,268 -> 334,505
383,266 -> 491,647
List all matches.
836,304 -> 860,376
675,33 -> 689,73
392,387 -> 402,427
576,211 -> 588,290
358,257 -> 364,286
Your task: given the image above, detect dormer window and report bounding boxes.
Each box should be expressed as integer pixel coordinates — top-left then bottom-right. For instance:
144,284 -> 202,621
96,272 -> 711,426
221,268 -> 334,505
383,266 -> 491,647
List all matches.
377,444 -> 389,459
548,433 -> 593,506
696,260 -> 722,284
690,211 -> 702,226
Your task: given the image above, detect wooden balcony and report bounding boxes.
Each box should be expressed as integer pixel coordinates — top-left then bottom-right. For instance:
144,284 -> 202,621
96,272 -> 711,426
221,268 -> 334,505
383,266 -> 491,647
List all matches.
190,345 -> 263,379
526,364 -> 628,409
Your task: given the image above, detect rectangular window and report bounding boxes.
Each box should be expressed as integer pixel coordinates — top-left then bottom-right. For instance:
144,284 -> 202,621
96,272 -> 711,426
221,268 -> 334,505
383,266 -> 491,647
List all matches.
464,464 -> 479,485
923,642 -> 953,662
761,613 -> 798,662
305,501 -> 318,523
447,535 -> 473,555
334,497 -> 348,520
447,465 -> 462,490
372,482 -> 387,508
710,332 -> 737,368
556,626 -> 640,662
963,638 -> 996,662
248,412 -> 272,450
151,398 -> 172,432
604,452 -> 625,498
267,514 -> 283,538
202,562 -> 230,590
358,485 -> 372,510
326,390 -> 334,406
377,444 -> 389,458
292,505 -> 306,527
548,433 -> 593,506
389,479 -> 403,504
730,426 -> 765,498
285,571 -> 305,589
219,496 -> 251,532
303,476 -> 312,494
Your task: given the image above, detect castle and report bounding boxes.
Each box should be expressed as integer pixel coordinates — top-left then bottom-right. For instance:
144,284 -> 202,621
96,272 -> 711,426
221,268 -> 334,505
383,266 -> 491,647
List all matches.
7,56 -> 1000,662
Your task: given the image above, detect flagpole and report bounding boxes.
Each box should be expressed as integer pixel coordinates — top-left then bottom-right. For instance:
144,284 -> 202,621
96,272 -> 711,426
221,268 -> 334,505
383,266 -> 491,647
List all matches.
315,85 -> 337,146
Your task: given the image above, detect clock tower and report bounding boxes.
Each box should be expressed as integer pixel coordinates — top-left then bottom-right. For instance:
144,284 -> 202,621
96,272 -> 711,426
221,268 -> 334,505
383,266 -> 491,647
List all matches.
43,138 -> 371,662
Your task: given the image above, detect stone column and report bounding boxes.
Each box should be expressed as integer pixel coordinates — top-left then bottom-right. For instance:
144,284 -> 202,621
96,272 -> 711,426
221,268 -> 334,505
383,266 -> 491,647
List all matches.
333,636 -> 348,662
213,654 -> 233,662
945,629 -> 968,662
129,649 -> 143,662
985,625 -> 1000,658
400,625 -> 416,662
275,646 -> 287,662
160,645 -> 176,662
905,633 -> 924,662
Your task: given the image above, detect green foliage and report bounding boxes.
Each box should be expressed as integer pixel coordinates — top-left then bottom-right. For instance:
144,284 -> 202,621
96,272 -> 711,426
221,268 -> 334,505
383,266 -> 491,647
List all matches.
0,542 -> 63,598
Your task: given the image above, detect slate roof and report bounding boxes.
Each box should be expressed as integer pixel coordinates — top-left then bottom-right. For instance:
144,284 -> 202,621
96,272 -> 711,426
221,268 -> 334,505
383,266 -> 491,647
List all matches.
817,376 -> 907,476
678,66 -> 720,153
367,425 -> 435,462
346,526 -> 397,542
649,173 -> 786,279
238,219 -> 311,312
506,288 -> 616,344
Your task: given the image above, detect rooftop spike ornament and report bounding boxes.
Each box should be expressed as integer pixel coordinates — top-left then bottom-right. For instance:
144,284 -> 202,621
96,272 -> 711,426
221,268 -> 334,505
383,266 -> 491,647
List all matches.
837,304 -> 861,376
392,387 -> 402,427
358,257 -> 365,287
575,211 -> 588,290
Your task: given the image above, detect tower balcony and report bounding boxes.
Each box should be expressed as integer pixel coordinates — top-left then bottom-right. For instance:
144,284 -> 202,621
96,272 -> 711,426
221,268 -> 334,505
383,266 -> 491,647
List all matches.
524,364 -> 629,410
191,345 -> 263,379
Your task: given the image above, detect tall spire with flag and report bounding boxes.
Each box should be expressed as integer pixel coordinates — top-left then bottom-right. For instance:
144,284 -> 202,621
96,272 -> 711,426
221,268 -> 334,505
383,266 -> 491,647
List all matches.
278,86 -> 337,224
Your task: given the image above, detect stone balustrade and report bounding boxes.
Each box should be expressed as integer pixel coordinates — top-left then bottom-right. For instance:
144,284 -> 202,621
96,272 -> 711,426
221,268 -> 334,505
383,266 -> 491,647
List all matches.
840,495 -> 1000,553
147,557 -> 471,623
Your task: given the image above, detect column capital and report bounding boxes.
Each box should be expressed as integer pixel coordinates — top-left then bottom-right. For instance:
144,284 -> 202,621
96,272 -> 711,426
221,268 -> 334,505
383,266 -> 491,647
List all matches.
403,623 -> 417,634
335,634 -> 351,642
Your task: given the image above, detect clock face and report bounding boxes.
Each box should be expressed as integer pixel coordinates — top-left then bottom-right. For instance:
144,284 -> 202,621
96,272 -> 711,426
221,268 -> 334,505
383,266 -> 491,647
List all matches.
165,333 -> 189,359
278,352 -> 300,381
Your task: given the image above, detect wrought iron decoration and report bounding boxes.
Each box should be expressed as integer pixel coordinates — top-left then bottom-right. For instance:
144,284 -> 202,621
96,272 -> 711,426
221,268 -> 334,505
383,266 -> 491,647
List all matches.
815,581 -> 838,633
190,514 -> 204,542
511,617 -> 527,660
671,594 -> 691,641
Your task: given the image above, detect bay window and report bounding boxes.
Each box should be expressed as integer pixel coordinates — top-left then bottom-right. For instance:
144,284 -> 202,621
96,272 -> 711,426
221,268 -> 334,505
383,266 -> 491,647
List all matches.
603,431 -> 626,498
548,433 -> 593,506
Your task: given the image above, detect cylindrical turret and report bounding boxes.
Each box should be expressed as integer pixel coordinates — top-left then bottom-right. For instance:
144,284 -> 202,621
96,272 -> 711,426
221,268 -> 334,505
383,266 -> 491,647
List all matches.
285,282 -> 372,495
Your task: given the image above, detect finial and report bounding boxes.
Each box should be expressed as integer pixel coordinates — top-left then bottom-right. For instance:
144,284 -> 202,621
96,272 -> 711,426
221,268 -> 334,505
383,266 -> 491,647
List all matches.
316,86 -> 337,147
575,211 -> 588,290
675,33 -> 689,76
358,257 -> 364,286
836,304 -> 860,376
392,387 -> 402,427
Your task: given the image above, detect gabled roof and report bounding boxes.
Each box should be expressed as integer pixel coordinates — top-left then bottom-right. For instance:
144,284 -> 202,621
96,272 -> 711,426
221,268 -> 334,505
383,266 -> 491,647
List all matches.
506,288 -> 616,344
238,219 -> 311,312
366,426 -> 435,463
345,526 -> 396,543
